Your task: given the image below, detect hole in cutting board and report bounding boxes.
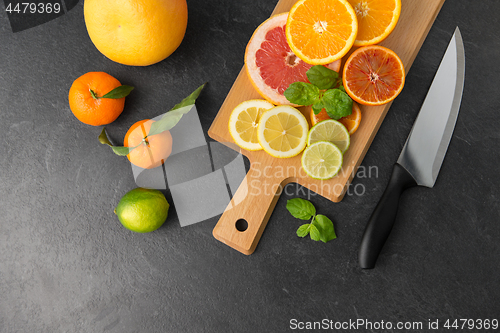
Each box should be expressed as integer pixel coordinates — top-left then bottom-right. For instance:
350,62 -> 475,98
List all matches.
235,219 -> 248,232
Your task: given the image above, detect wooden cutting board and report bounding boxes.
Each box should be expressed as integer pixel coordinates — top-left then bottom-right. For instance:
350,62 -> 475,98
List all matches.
208,0 -> 446,255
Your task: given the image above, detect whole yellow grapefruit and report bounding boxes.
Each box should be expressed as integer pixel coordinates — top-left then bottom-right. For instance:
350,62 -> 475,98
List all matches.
84,0 -> 188,66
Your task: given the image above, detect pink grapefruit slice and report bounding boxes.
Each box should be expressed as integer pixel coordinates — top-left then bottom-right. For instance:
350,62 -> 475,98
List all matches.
245,12 -> 341,106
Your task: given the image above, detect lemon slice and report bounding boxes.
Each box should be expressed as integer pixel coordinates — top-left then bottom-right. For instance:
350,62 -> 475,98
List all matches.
307,119 -> 350,153
301,141 -> 343,180
228,99 -> 275,151
257,105 -> 309,158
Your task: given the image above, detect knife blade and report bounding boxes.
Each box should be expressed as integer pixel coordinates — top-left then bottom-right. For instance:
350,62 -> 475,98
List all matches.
358,27 -> 465,269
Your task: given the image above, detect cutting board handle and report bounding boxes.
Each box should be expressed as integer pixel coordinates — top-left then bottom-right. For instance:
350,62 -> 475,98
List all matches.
213,161 -> 286,255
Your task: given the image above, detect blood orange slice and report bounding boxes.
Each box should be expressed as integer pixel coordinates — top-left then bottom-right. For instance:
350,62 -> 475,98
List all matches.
245,12 -> 341,106
343,45 -> 405,106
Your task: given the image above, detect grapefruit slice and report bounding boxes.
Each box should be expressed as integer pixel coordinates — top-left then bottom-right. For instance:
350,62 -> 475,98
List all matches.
245,12 -> 341,106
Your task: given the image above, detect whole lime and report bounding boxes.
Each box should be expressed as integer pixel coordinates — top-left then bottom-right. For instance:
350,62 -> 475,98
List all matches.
114,188 -> 169,233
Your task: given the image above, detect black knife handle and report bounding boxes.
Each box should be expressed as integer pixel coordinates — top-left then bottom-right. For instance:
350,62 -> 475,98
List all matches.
359,163 -> 418,269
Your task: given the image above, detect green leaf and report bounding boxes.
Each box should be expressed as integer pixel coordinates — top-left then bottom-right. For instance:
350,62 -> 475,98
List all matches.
306,65 -> 339,90
312,101 -> 324,115
101,85 -> 134,99
284,82 -> 320,106
296,224 -> 311,237
321,88 -> 353,120
312,214 -> 337,243
286,198 -> 316,220
170,83 -> 206,111
98,127 -> 140,156
147,83 -> 206,137
309,224 -> 321,241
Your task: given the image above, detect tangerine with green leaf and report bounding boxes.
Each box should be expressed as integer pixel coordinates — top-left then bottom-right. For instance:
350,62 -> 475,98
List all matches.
124,119 -> 173,169
68,72 -> 133,126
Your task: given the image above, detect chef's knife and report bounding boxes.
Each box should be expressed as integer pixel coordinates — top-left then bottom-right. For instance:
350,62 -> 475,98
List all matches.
359,27 -> 465,269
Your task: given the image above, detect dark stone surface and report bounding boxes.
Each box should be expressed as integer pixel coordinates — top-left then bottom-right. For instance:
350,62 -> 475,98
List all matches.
1,1 -> 499,332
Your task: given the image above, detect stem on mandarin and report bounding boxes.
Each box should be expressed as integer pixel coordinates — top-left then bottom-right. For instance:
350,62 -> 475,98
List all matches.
89,89 -> 99,99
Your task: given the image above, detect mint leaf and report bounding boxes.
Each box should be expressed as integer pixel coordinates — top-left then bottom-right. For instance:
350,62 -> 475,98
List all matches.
312,214 -> 337,243
312,101 -> 324,115
286,198 -> 316,220
147,83 -> 206,137
296,224 -> 311,237
101,85 -> 134,99
284,82 -> 320,106
98,127 -> 140,156
322,89 -> 353,120
309,224 -> 321,241
306,65 -> 339,90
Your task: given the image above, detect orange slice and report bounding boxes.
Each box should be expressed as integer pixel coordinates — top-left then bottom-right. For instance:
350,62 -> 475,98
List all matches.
343,45 -> 405,106
310,102 -> 362,134
286,0 -> 358,65
245,12 -> 341,106
347,0 -> 402,46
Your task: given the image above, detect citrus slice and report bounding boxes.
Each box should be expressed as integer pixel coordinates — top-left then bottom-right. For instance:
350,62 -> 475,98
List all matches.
347,0 -> 401,46
257,105 -> 309,158
307,119 -> 350,153
245,12 -> 341,105
343,45 -> 405,106
286,0 -> 358,65
228,99 -> 275,151
301,141 -> 343,180
310,102 -> 362,135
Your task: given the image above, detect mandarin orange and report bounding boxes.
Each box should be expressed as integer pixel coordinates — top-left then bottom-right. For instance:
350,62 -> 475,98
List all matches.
69,72 -> 126,126
124,119 -> 173,169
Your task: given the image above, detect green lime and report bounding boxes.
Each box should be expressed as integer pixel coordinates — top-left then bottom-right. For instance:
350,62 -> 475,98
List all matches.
114,188 -> 169,233
301,141 -> 343,180
307,119 -> 350,153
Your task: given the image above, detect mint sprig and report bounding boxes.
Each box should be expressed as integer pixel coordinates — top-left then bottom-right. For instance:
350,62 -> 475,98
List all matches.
99,83 -> 206,155
284,65 -> 353,120
286,198 -> 337,243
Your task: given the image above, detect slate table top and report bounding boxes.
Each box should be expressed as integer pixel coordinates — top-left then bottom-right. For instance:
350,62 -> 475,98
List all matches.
1,1 -> 499,332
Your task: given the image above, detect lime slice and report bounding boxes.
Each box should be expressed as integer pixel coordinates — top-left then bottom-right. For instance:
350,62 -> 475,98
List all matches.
307,119 -> 350,153
257,105 -> 309,158
228,99 -> 275,151
301,141 -> 343,180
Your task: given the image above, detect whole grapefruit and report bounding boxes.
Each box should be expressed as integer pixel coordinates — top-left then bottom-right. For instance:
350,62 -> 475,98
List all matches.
84,0 -> 188,66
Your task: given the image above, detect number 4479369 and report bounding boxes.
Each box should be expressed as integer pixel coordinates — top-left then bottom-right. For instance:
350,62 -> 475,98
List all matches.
444,319 -> 498,330
5,2 -> 61,14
